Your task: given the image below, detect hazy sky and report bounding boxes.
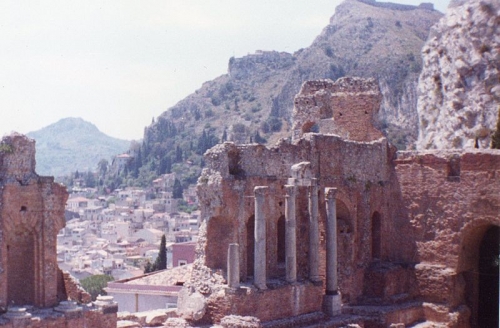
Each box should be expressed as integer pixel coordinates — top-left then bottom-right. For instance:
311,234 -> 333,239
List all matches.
0,0 -> 450,140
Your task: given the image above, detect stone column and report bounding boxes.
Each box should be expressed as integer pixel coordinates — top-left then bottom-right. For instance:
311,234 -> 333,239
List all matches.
325,187 -> 338,293
227,243 -> 240,288
323,187 -> 341,316
308,179 -> 320,282
254,186 -> 268,290
285,185 -> 297,283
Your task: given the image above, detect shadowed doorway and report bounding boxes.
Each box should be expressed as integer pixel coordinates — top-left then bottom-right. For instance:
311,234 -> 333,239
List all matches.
478,226 -> 499,328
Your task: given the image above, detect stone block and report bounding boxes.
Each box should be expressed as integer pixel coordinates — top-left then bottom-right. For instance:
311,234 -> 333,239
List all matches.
220,315 -> 262,328
323,294 -> 342,316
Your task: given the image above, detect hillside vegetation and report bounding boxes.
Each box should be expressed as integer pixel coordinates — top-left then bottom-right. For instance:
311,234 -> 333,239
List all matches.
27,117 -> 130,177
107,0 -> 442,190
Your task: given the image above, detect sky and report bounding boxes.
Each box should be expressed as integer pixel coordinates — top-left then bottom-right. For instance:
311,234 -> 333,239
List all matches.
0,0 -> 450,141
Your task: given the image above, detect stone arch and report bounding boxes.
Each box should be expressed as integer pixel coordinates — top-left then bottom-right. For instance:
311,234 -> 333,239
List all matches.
457,218 -> 500,327
336,199 -> 352,234
206,216 -> 234,271
371,211 -> 382,260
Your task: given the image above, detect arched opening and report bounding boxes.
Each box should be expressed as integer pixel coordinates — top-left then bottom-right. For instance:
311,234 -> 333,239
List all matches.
336,201 -> 352,234
277,216 -> 286,264
478,226 -> 499,328
8,232 -> 35,305
246,215 -> 255,280
336,199 -> 353,302
371,212 -> 381,260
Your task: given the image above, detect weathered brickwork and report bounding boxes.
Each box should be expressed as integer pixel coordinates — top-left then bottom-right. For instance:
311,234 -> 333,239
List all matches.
394,150 -> 500,325
178,77 -> 500,327
292,77 -> 384,142
0,133 -> 116,328
0,134 -> 67,308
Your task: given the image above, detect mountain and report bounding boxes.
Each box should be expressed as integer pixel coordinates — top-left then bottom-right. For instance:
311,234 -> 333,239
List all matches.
110,0 -> 443,189
416,0 -> 500,149
27,117 -> 130,177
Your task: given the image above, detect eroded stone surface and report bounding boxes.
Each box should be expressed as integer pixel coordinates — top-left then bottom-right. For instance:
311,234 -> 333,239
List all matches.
179,70 -> 500,328
220,315 -> 262,328
417,0 -> 500,149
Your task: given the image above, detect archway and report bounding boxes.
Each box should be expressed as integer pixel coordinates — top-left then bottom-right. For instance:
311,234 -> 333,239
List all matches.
478,226 -> 499,327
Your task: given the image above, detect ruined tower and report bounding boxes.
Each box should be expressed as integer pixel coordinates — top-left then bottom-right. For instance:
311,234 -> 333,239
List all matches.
0,133 -> 67,308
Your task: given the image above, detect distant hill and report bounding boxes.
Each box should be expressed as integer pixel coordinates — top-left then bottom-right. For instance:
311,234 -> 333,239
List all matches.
27,117 -> 130,177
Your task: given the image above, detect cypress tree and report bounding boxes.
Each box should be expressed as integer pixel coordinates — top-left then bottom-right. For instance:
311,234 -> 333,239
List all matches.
173,178 -> 183,199
154,235 -> 167,270
175,145 -> 183,162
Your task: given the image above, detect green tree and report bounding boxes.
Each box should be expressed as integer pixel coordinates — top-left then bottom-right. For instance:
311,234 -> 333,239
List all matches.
143,235 -> 167,274
154,235 -> 167,270
80,274 -> 114,301
175,145 -> 183,162
97,159 -> 109,177
144,260 -> 154,274
84,171 -> 96,188
491,107 -> 500,149
158,156 -> 172,175
173,178 -> 183,199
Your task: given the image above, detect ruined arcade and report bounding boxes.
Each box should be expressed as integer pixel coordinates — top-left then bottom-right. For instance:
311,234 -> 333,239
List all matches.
177,77 -> 500,327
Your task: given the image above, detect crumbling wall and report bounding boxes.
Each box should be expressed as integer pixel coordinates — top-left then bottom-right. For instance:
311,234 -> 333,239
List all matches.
0,134 -> 117,328
180,129 -> 401,323
292,77 -> 384,142
394,149 -> 500,325
60,270 -> 92,304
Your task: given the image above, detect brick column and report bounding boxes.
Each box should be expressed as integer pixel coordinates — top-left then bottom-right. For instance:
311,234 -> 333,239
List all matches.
254,186 -> 268,290
308,179 -> 320,282
323,187 -> 341,316
227,243 -> 240,288
285,185 -> 297,283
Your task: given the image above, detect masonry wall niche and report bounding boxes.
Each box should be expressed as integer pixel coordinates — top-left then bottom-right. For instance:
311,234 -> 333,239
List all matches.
7,231 -> 35,305
336,200 -> 353,264
206,216 -> 233,271
477,225 -> 499,328
277,215 -> 286,266
245,215 -> 255,280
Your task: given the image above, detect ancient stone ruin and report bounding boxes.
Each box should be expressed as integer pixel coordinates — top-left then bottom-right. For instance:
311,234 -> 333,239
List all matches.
177,74 -> 500,327
0,133 -> 117,327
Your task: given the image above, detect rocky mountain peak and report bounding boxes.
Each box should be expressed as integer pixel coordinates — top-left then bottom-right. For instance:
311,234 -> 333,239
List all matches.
416,0 -> 500,149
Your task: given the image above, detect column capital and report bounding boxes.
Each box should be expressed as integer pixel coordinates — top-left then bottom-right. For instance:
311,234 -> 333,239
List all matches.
284,185 -> 296,197
325,187 -> 338,200
254,186 -> 268,197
